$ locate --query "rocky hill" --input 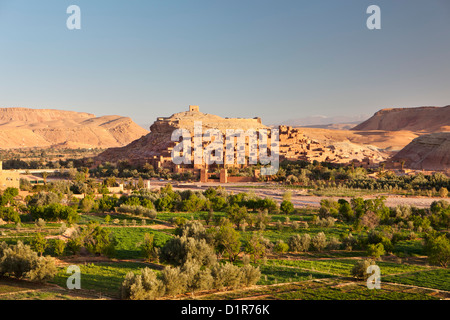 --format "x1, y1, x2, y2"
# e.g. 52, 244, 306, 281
352, 105, 450, 132
0, 108, 148, 149
388, 132, 450, 171
95, 106, 268, 164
